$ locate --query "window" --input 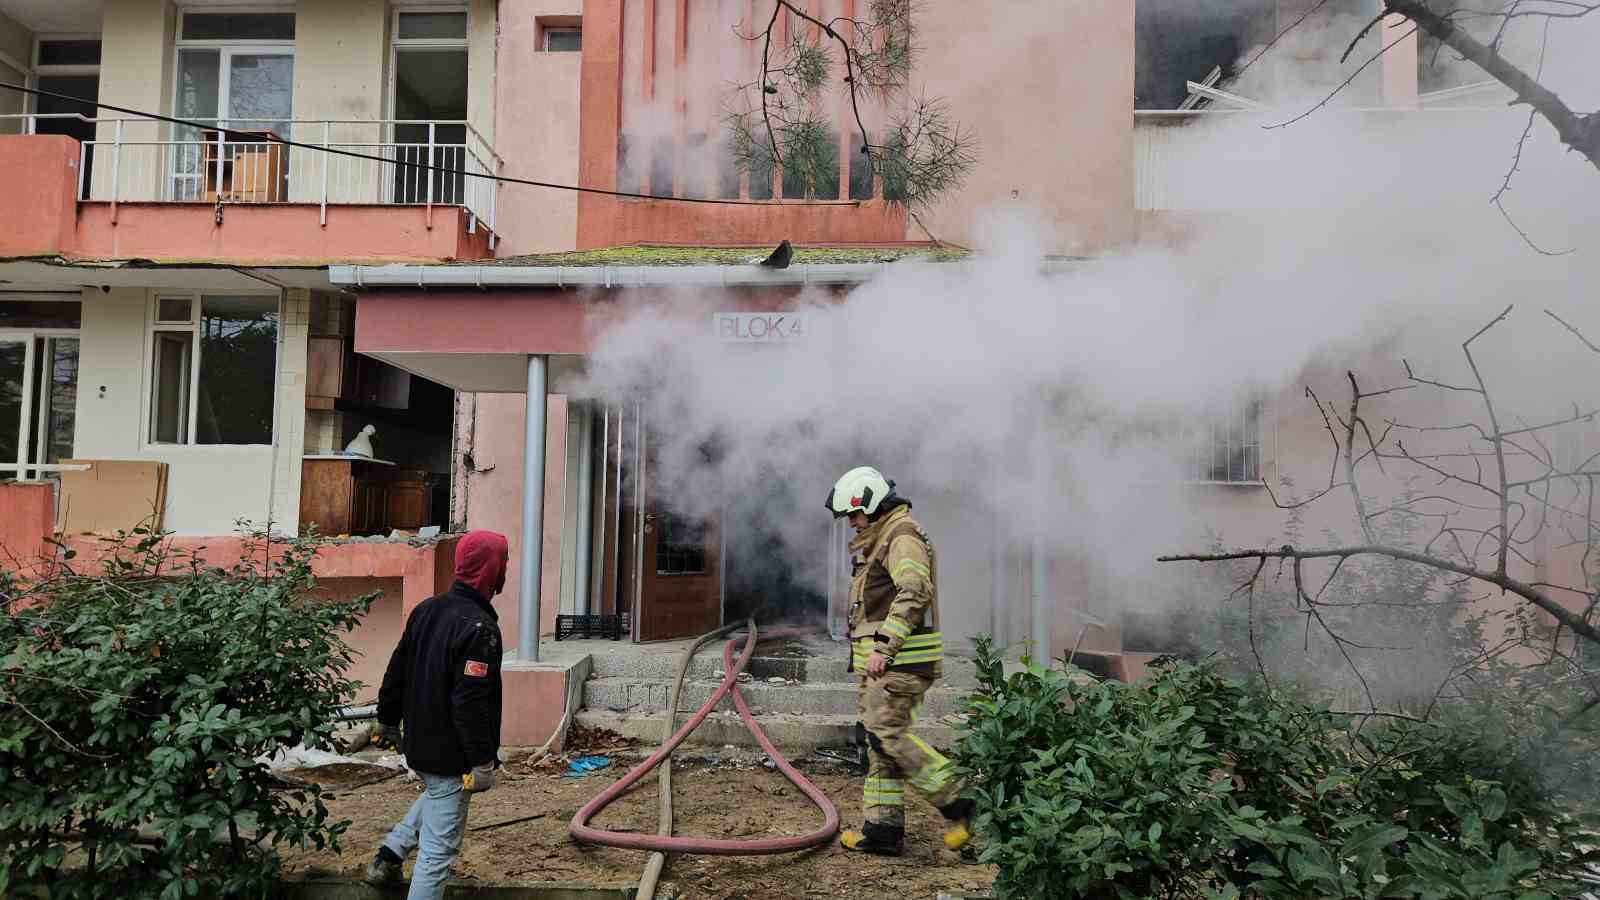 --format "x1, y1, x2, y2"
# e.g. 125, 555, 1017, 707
31, 37, 101, 165
391, 8, 470, 204
171, 14, 295, 200
543, 27, 581, 52
656, 512, 708, 575
180, 13, 296, 42
0, 297, 81, 478
1188, 394, 1264, 483
148, 295, 279, 446
1134, 0, 1274, 109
